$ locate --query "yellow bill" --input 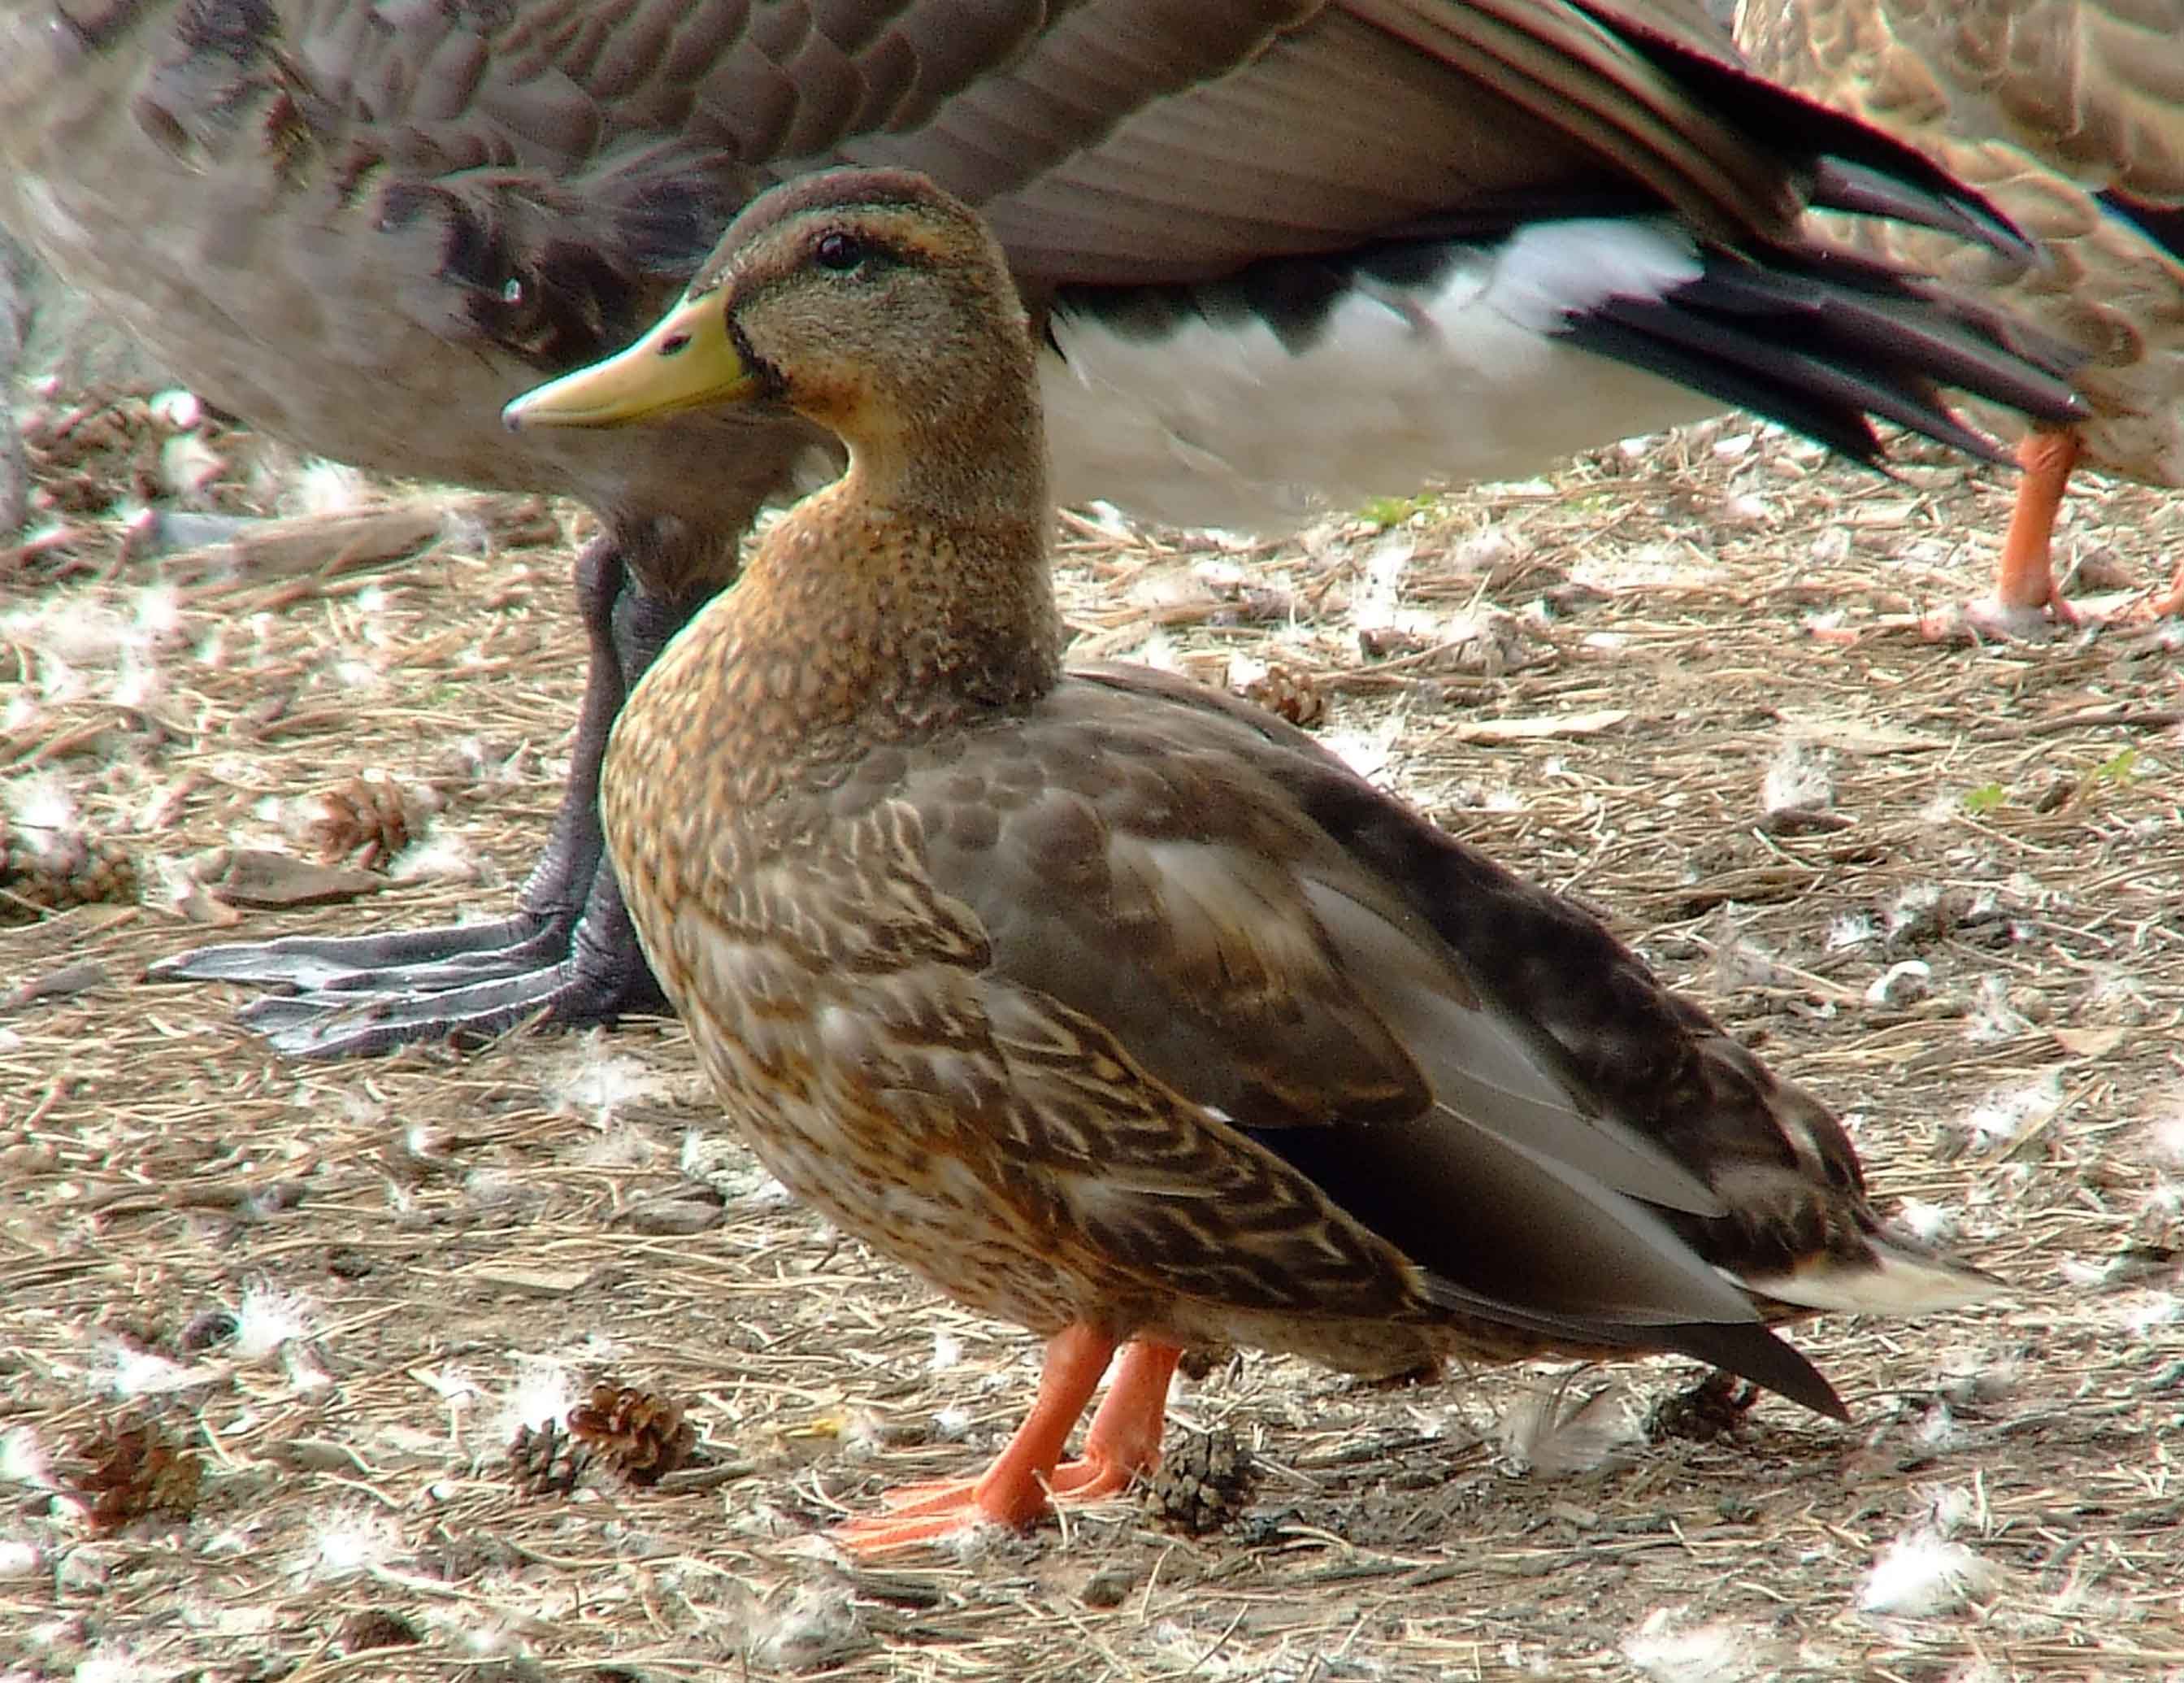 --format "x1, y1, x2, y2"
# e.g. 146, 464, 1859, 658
503, 291, 758, 430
